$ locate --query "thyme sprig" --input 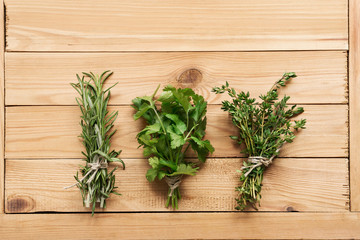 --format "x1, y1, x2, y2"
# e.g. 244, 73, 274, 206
132, 85, 214, 209
212, 72, 306, 210
69, 70, 125, 215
